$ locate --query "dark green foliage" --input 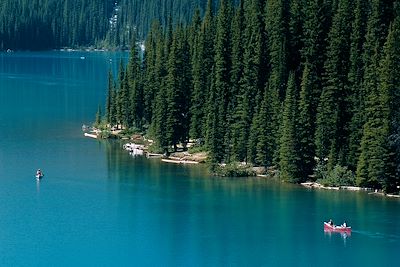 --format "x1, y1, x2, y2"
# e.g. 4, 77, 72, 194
265, 0, 288, 100
95, 105, 102, 126
356, 0, 396, 191
347, 0, 369, 170
301, 0, 329, 114
105, 70, 115, 125
0, 0, 217, 50
356, 46, 389, 189
315, 0, 353, 168
189, 3, 215, 140
234, 0, 265, 162
206, 0, 232, 162
0, 0, 113, 50
213, 162, 256, 177
255, 83, 279, 167
127, 36, 144, 130
373, 6, 400, 191
279, 72, 299, 182
318, 164, 355, 187
297, 65, 316, 180
98, 0, 400, 192
165, 26, 192, 151
288, 0, 304, 74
